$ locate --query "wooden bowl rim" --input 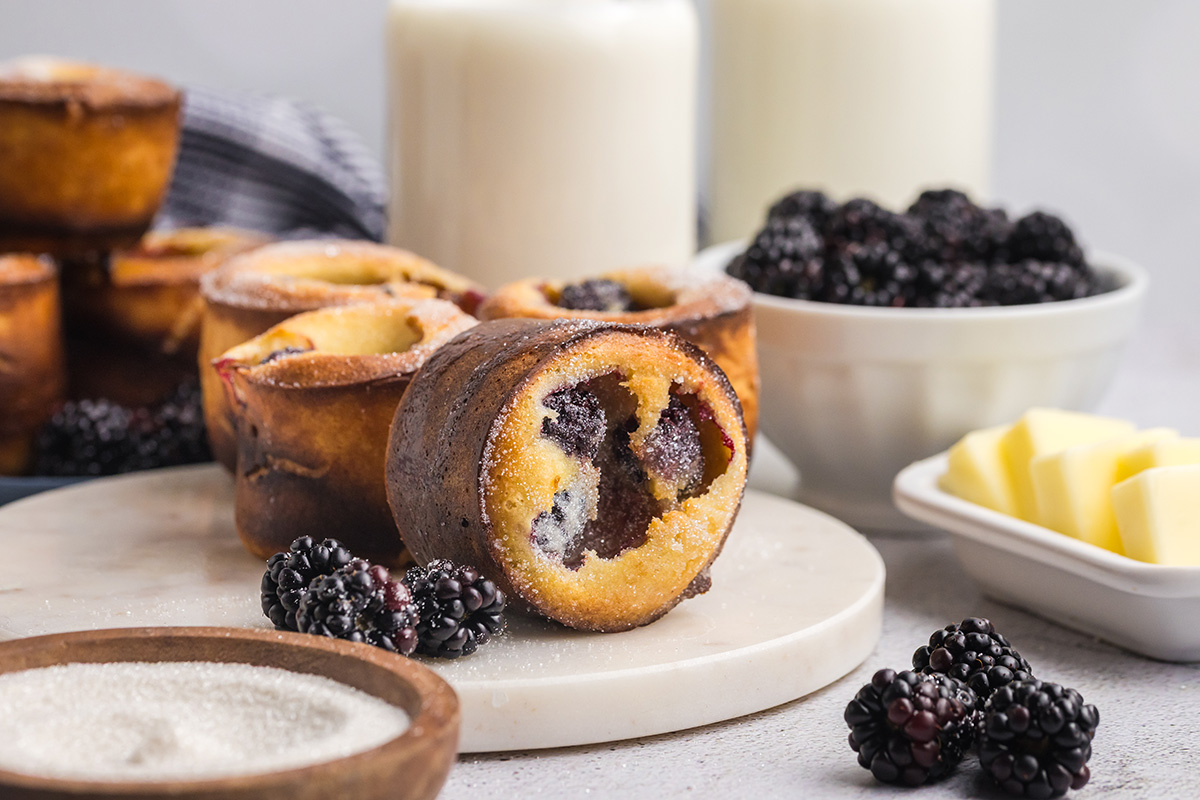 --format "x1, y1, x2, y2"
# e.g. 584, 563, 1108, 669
0, 626, 460, 797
